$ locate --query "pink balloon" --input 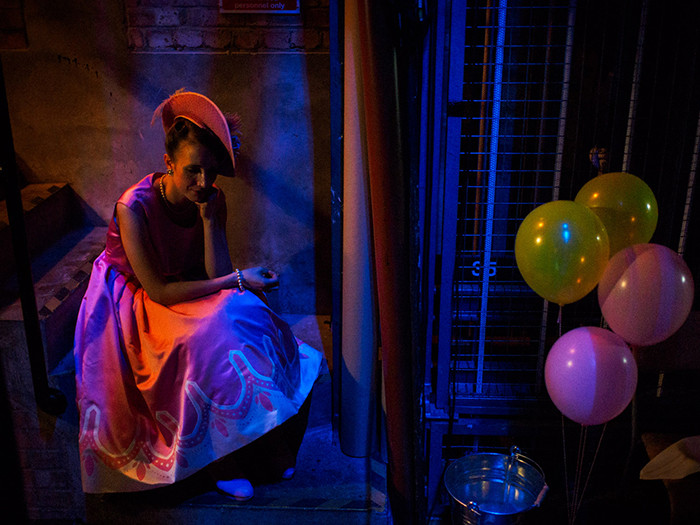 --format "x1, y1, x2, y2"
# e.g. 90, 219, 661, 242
545, 327, 638, 426
598, 243, 695, 346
